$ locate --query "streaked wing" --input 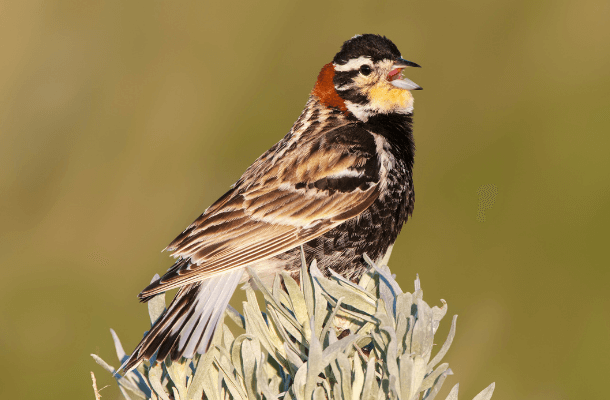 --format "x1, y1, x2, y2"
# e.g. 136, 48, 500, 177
140, 123, 380, 298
